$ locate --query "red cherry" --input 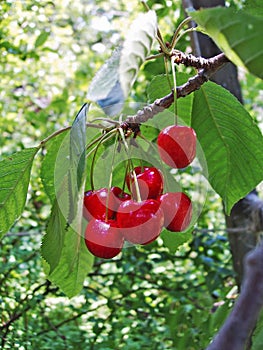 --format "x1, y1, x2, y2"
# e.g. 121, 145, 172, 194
111, 186, 131, 206
157, 192, 192, 232
83, 188, 116, 221
157, 125, 196, 168
116, 199, 164, 245
84, 219, 124, 259
126, 166, 164, 200
83, 187, 131, 221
